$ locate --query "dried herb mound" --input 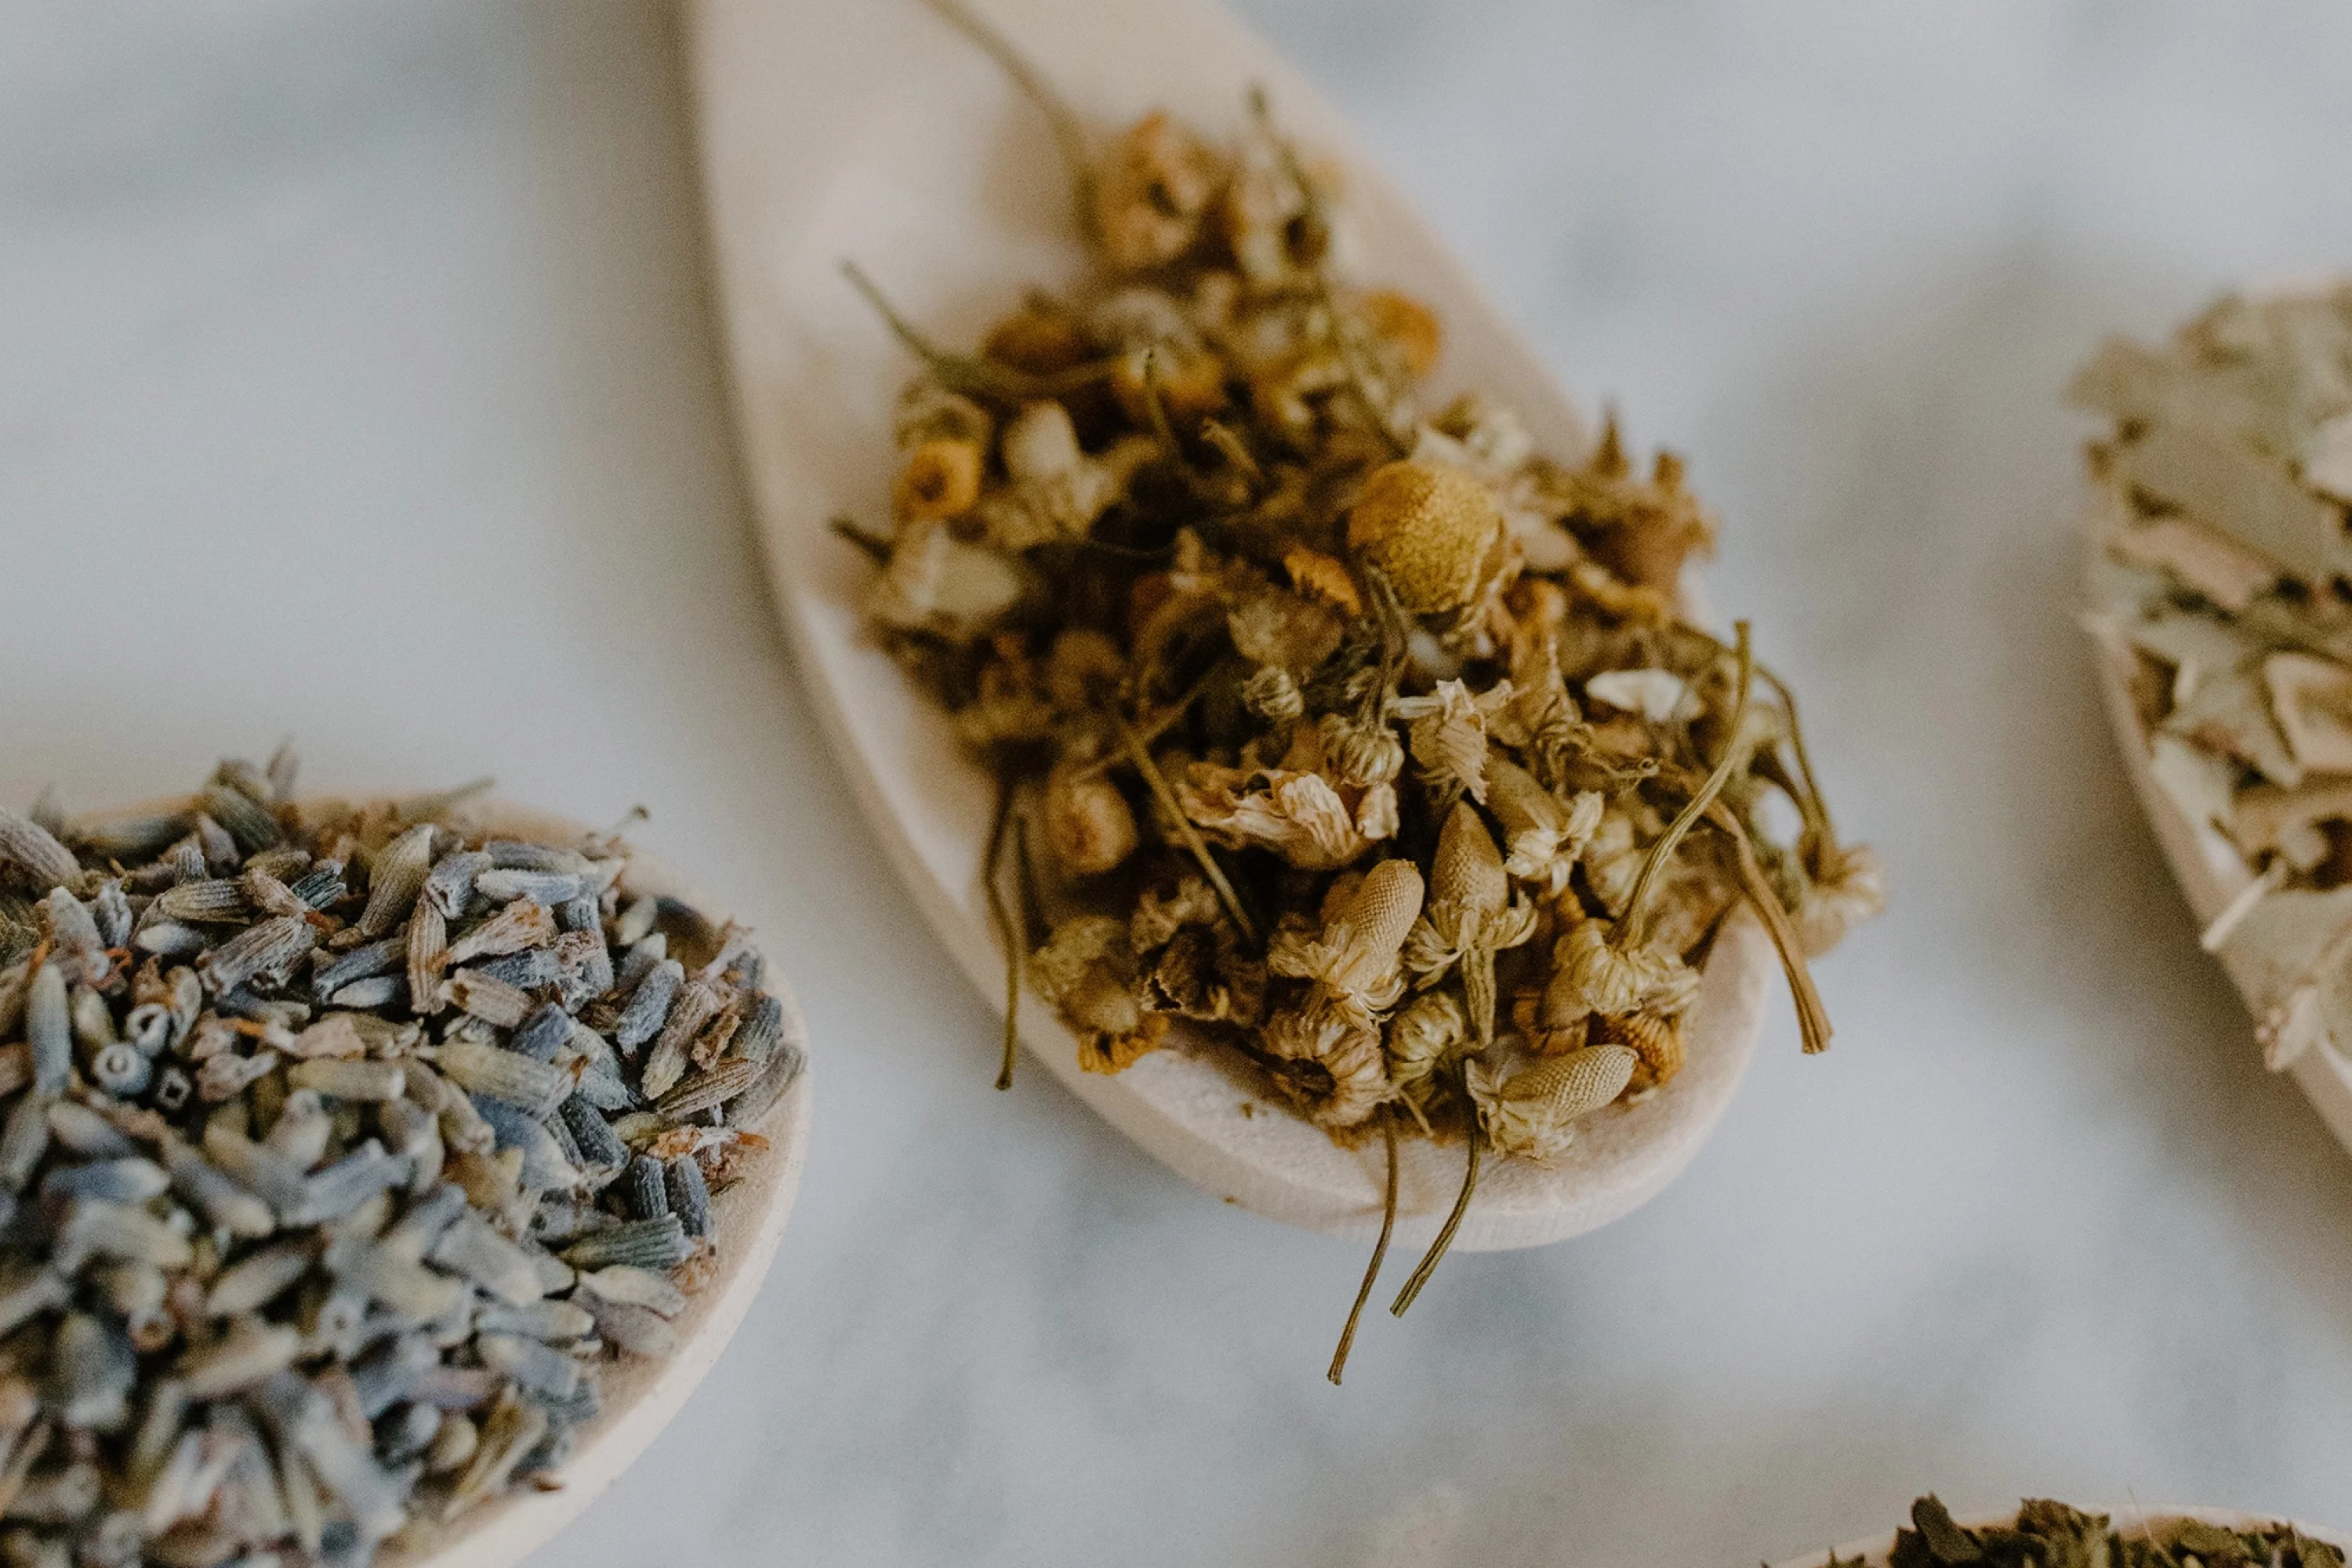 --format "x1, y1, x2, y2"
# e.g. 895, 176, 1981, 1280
0, 750, 804, 1566
2080, 285, 2352, 1074
1871, 1494, 2342, 1568
851, 4, 1880, 1374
